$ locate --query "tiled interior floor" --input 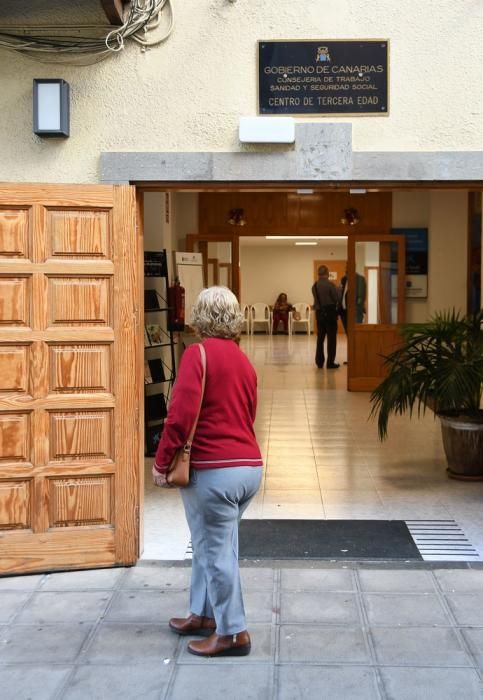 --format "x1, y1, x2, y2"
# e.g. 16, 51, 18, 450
143, 335, 483, 560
